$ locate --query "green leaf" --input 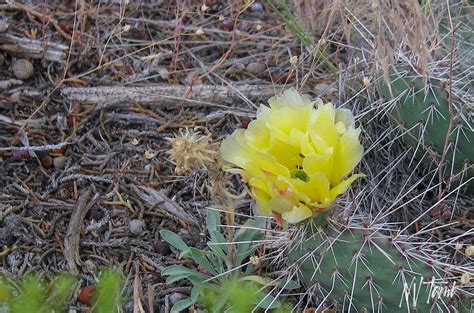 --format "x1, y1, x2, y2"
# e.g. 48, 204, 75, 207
239, 275, 268, 286
278, 279, 300, 290
165, 273, 206, 285
209, 230, 229, 255
160, 230, 190, 252
162, 265, 200, 277
170, 297, 196, 313
206, 209, 220, 234
162, 265, 207, 285
190, 284, 204, 301
234, 218, 265, 266
190, 248, 218, 275
257, 293, 281, 309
